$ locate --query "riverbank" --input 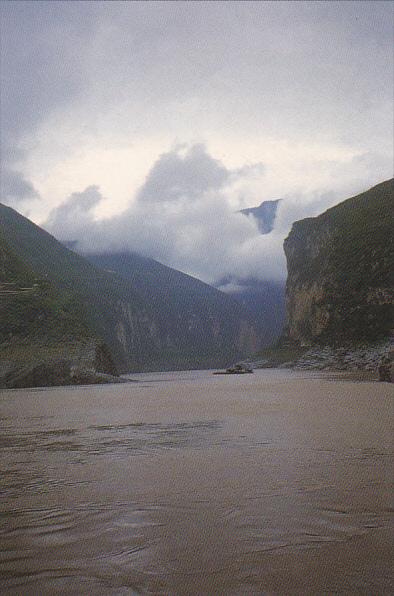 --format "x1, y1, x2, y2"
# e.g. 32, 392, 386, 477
250, 341, 393, 380
0, 339, 123, 388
